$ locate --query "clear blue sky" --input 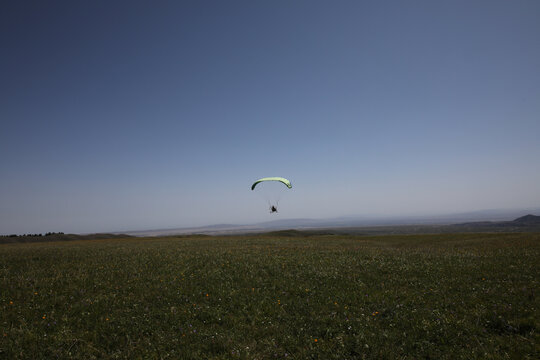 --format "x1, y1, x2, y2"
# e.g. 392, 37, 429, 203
1, 1, 539, 234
